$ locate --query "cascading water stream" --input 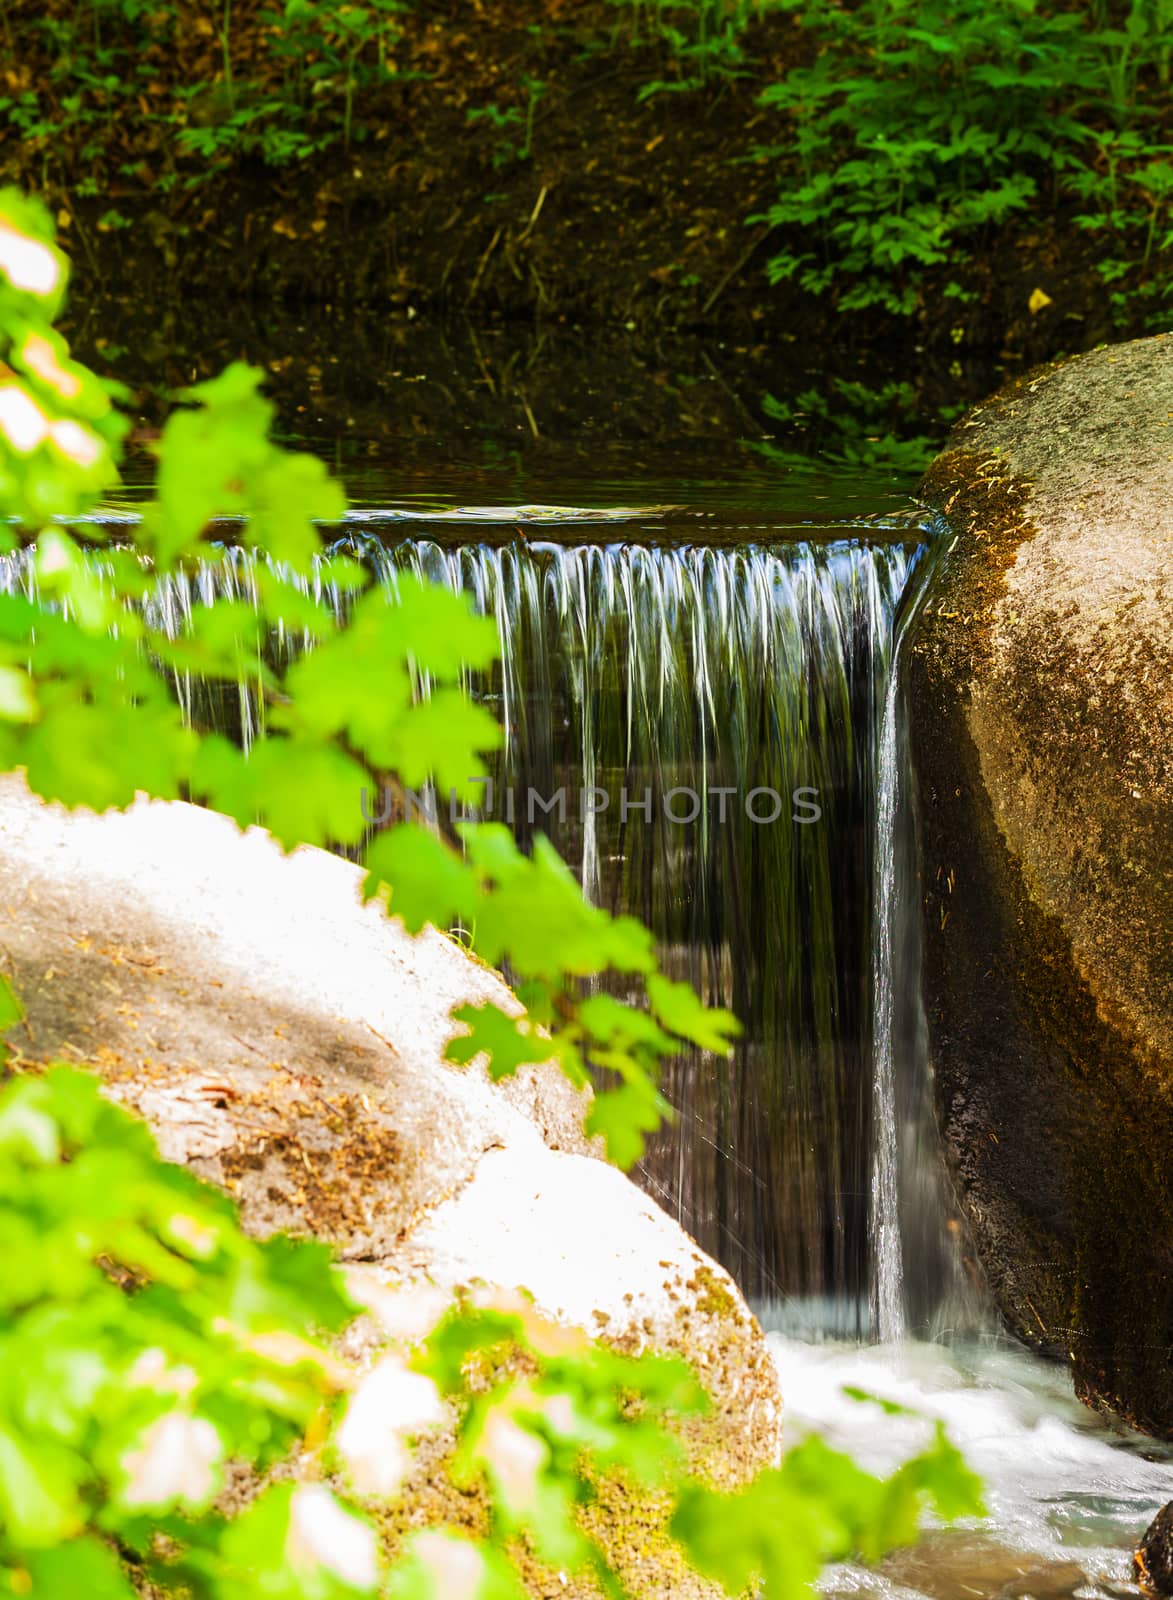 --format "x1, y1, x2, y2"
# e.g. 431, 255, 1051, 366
377, 536, 906, 1324
865, 546, 989, 1349
870, 664, 906, 1346
0, 525, 927, 1329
